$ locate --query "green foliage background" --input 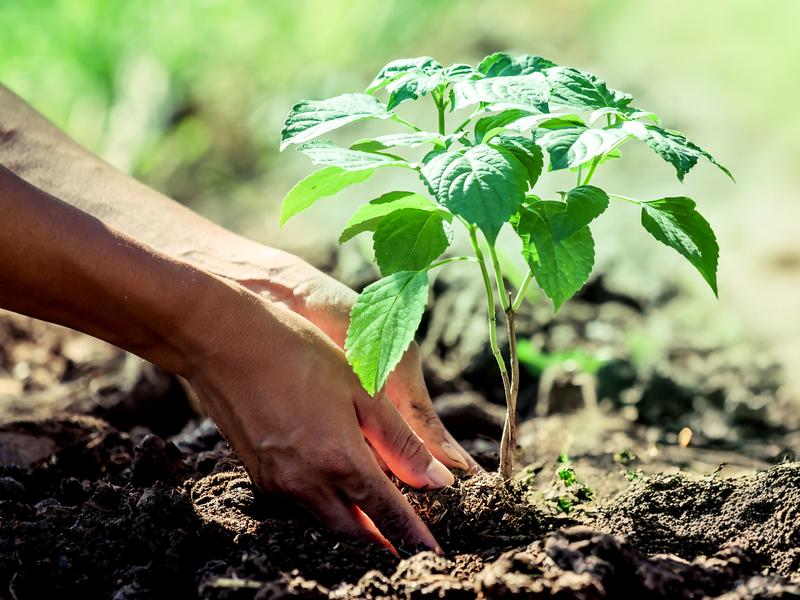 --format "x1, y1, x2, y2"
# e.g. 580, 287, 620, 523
2, 0, 800, 385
